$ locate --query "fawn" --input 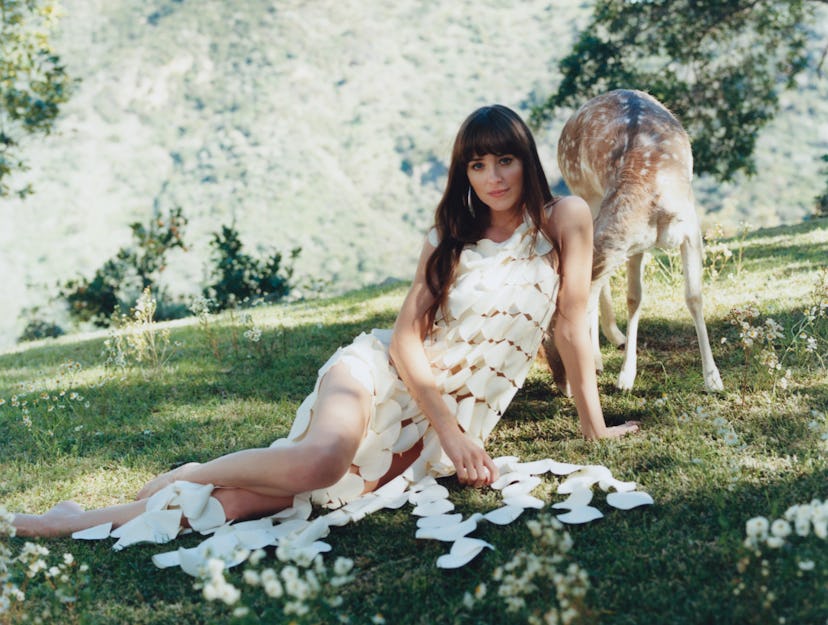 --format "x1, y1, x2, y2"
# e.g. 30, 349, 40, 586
543, 89, 723, 393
